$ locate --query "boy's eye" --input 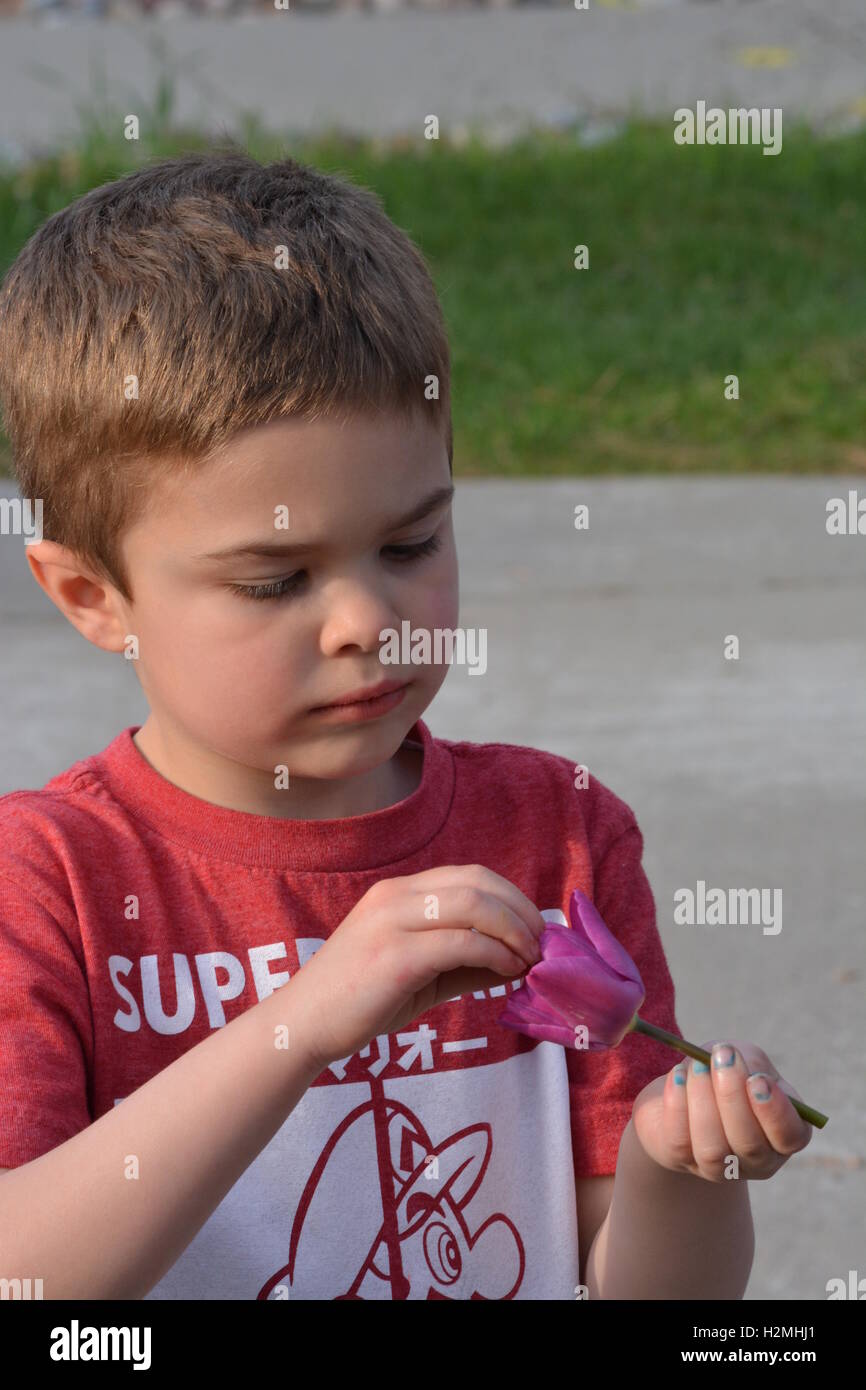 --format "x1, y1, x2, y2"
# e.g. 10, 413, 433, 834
383, 533, 443, 564
227, 574, 307, 602
227, 532, 443, 601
